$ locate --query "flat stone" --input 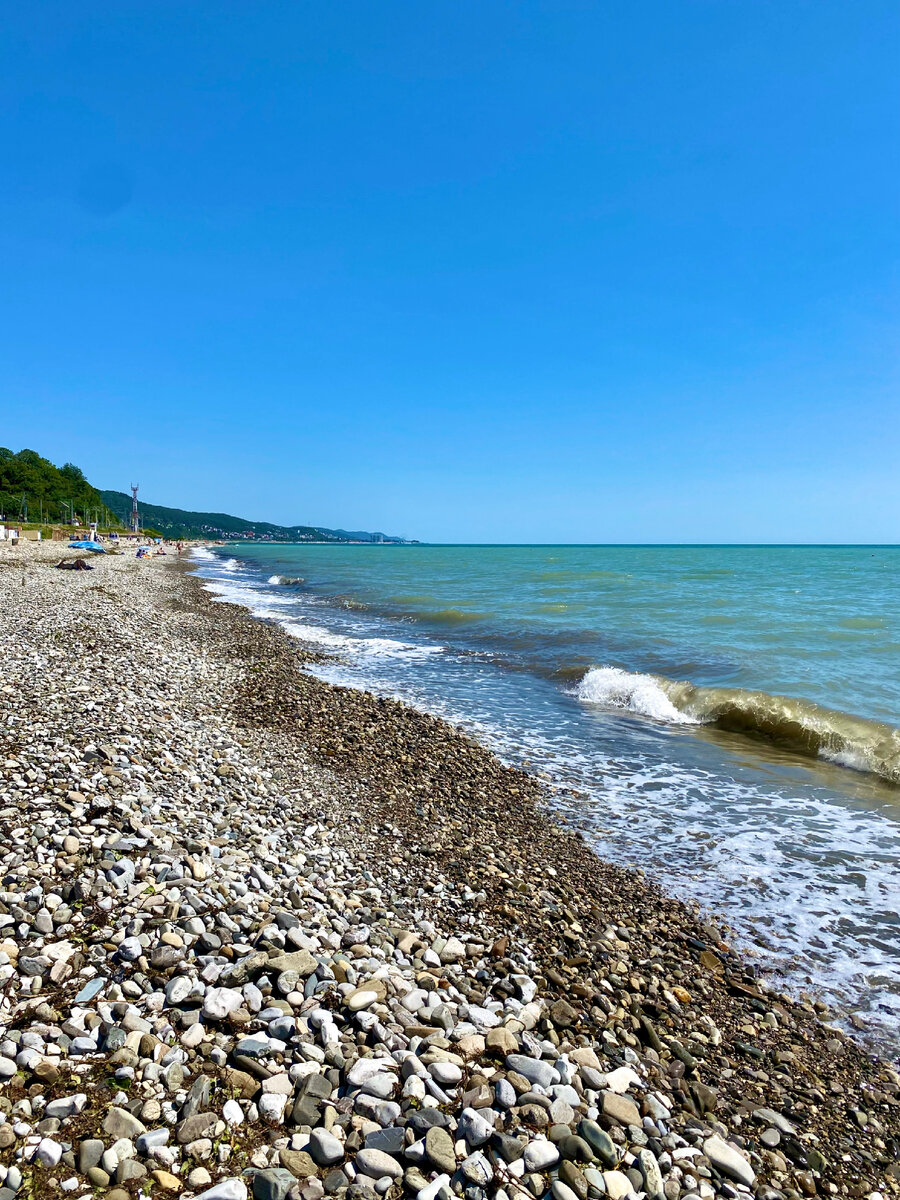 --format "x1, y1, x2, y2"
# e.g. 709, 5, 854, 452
74, 977, 105, 1004
485, 1027, 518, 1056
292, 1095, 323, 1127
202, 987, 244, 1020
223, 1067, 259, 1098
506, 1053, 559, 1089
578, 1120, 618, 1168
35, 1138, 62, 1167
604, 1066, 641, 1094
299, 1073, 334, 1100
637, 1148, 664, 1200
752, 1107, 797, 1135
79, 1139, 105, 1173
346, 1057, 397, 1086
32, 1061, 60, 1084
259, 1092, 289, 1122
550, 1097, 576, 1125
602, 1172, 633, 1200
116, 938, 142, 962
424, 1126, 456, 1174
458, 1106, 493, 1147
601, 1091, 640, 1127
262, 1073, 295, 1096
703, 1134, 755, 1186
118, 1159, 148, 1184
166, 975, 194, 1006
365, 1127, 406, 1154
460, 1151, 492, 1185
346, 987, 382, 1012
357, 1072, 395, 1099
177, 1111, 218, 1143
102, 1107, 146, 1140
428, 1061, 462, 1086
406, 1109, 451, 1134
151, 1170, 181, 1191
559, 1160, 590, 1200
323, 1168, 348, 1194
559, 1134, 594, 1164
252, 1168, 297, 1200
223, 1100, 244, 1127
267, 950, 317, 976
136, 1128, 170, 1154
310, 1128, 344, 1166
550, 999, 578, 1026
582, 1170, 606, 1196
279, 1150, 318, 1179
45, 1094, 86, 1120
355, 1148, 403, 1179
493, 1134, 525, 1164
195, 1180, 249, 1200
183, 1074, 213, 1118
